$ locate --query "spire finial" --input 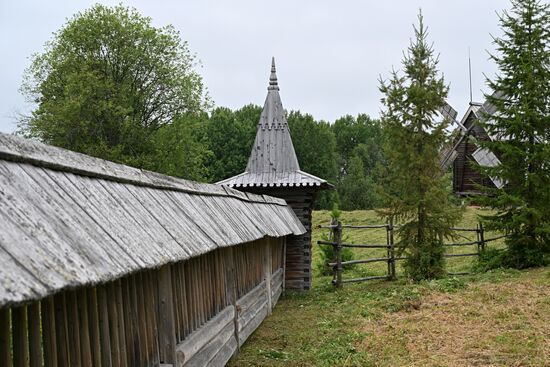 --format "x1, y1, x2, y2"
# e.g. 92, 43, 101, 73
268, 57, 279, 91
